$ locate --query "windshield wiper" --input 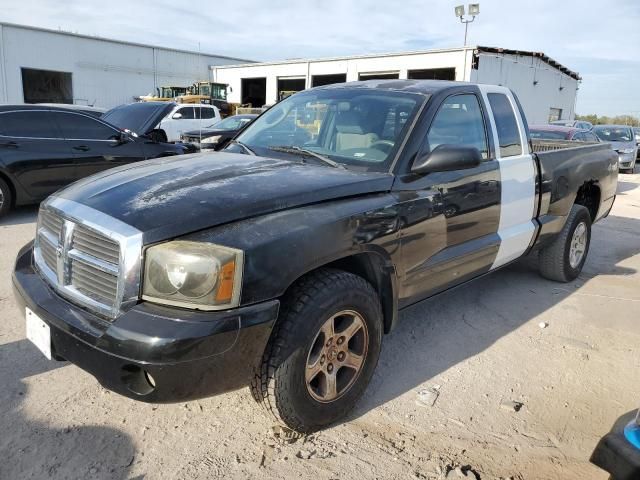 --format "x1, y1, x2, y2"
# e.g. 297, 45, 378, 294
268, 145, 344, 169
230, 140, 256, 156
